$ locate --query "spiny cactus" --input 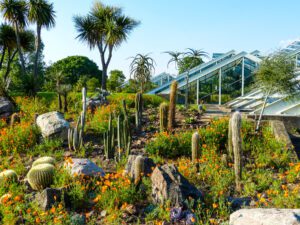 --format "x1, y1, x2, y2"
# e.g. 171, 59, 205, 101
159, 102, 168, 132
81, 87, 87, 131
231, 111, 242, 192
32, 157, 56, 167
0, 170, 18, 183
192, 132, 200, 162
228, 116, 233, 159
135, 93, 143, 130
104, 113, 115, 159
168, 81, 178, 130
10, 113, 20, 128
68, 116, 83, 152
27, 163, 55, 191
134, 155, 144, 186
121, 100, 131, 157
